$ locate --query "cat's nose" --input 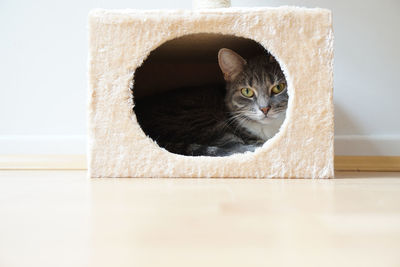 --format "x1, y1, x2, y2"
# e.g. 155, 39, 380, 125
260, 106, 271, 115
